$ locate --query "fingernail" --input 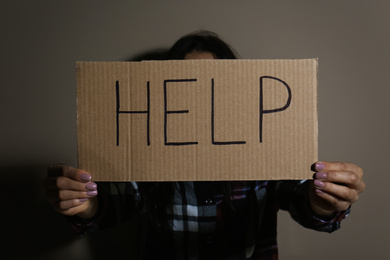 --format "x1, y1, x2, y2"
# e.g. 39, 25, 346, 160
316, 172, 327, 179
87, 190, 98, 196
315, 162, 325, 171
85, 182, 97, 191
79, 198, 88, 202
314, 179, 325, 188
315, 189, 324, 194
81, 174, 91, 182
